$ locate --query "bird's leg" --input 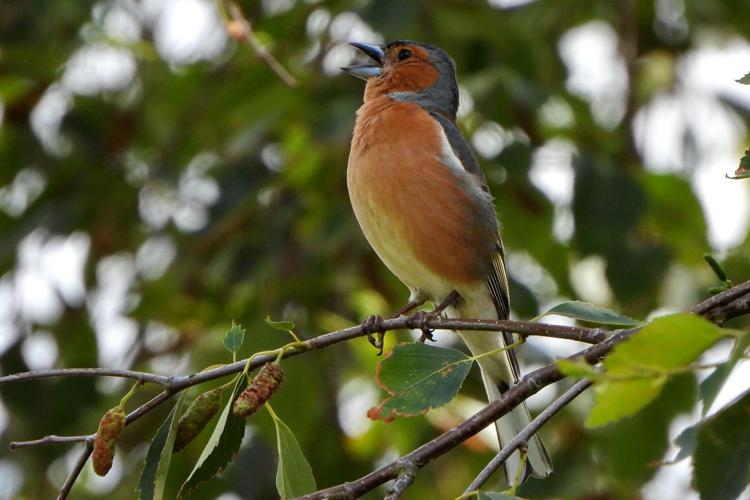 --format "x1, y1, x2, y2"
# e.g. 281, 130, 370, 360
361, 314, 386, 354
361, 297, 427, 355
410, 290, 460, 343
